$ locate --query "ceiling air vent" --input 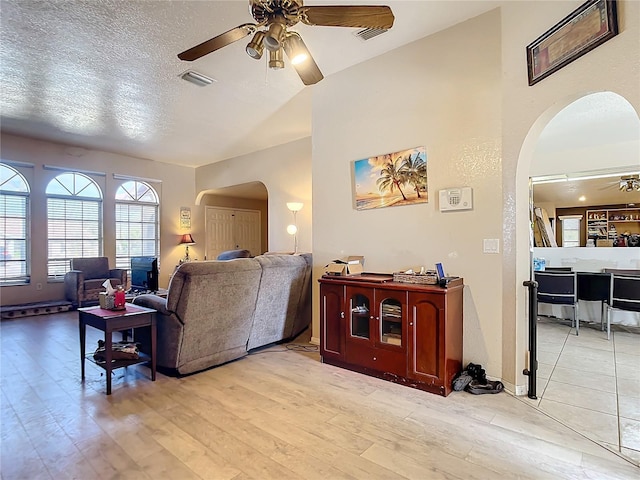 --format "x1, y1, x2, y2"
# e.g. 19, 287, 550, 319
353, 27, 388, 41
179, 70, 216, 87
